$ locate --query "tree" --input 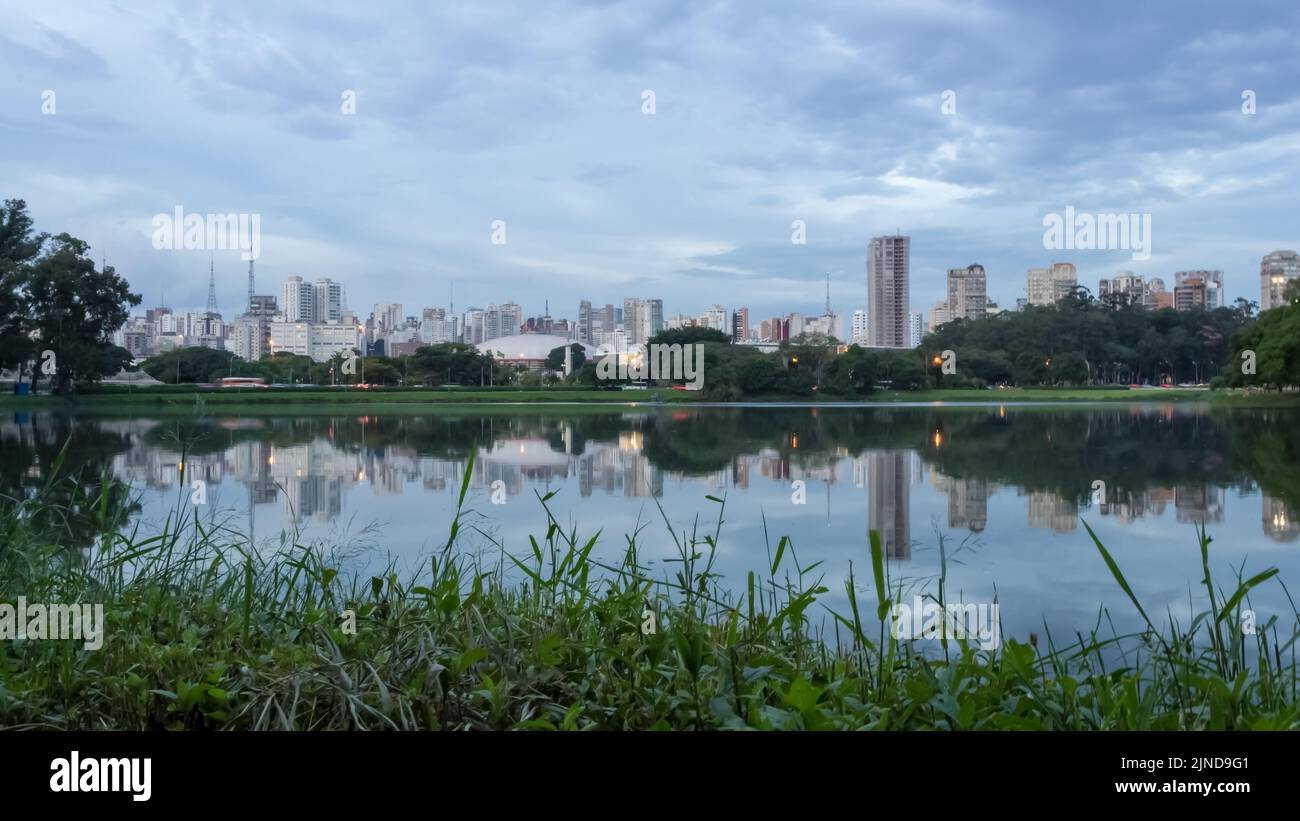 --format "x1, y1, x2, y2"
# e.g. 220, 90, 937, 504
545, 343, 586, 373
649, 326, 730, 346
0, 199, 47, 379
142, 346, 241, 384
405, 343, 504, 387
26, 234, 140, 395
